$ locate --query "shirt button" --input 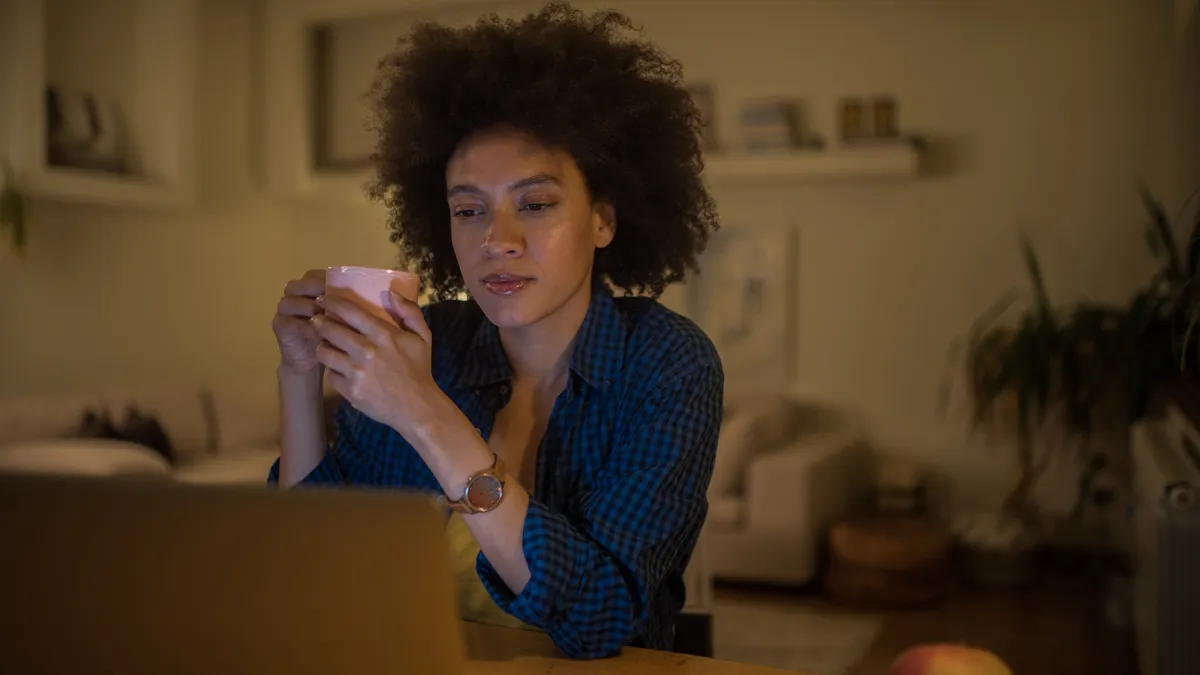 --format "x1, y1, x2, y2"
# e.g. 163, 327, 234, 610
499, 384, 511, 397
